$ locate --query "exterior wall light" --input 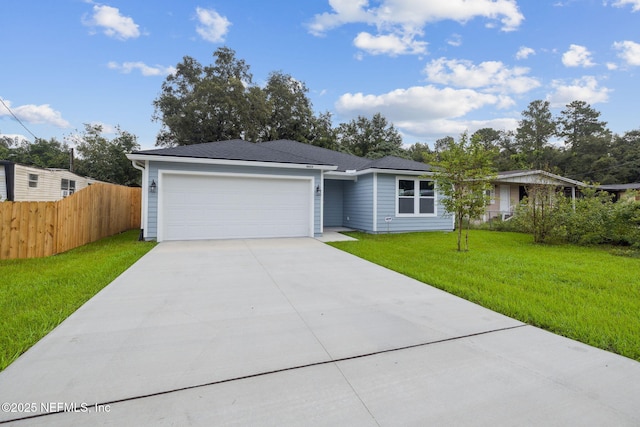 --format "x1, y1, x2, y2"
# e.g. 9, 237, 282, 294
315, 184, 322, 196
150, 179, 157, 194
